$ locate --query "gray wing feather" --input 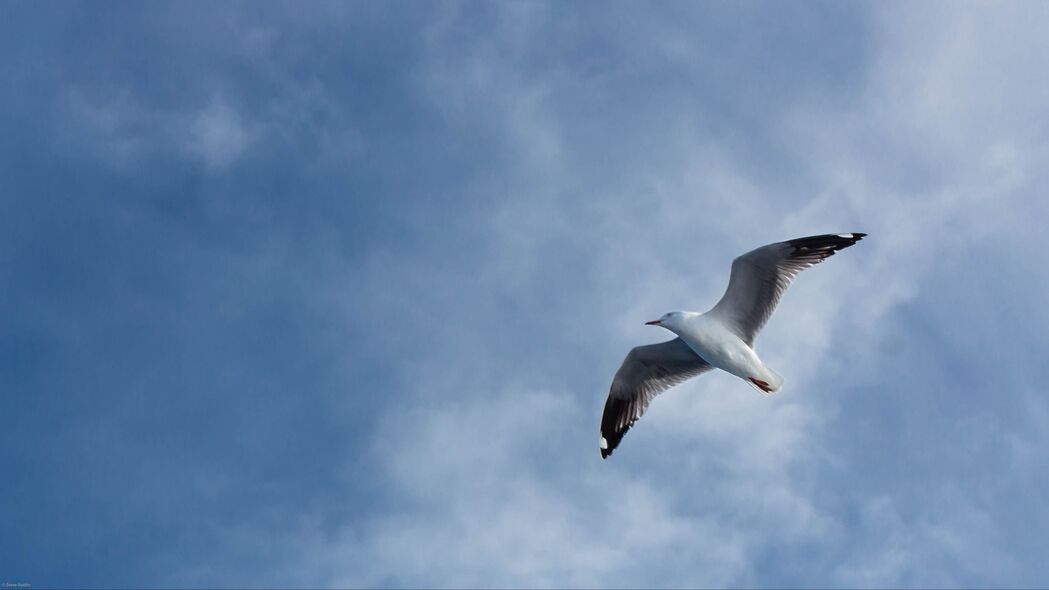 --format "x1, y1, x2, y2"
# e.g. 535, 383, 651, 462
707, 233, 866, 345
599, 338, 712, 459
